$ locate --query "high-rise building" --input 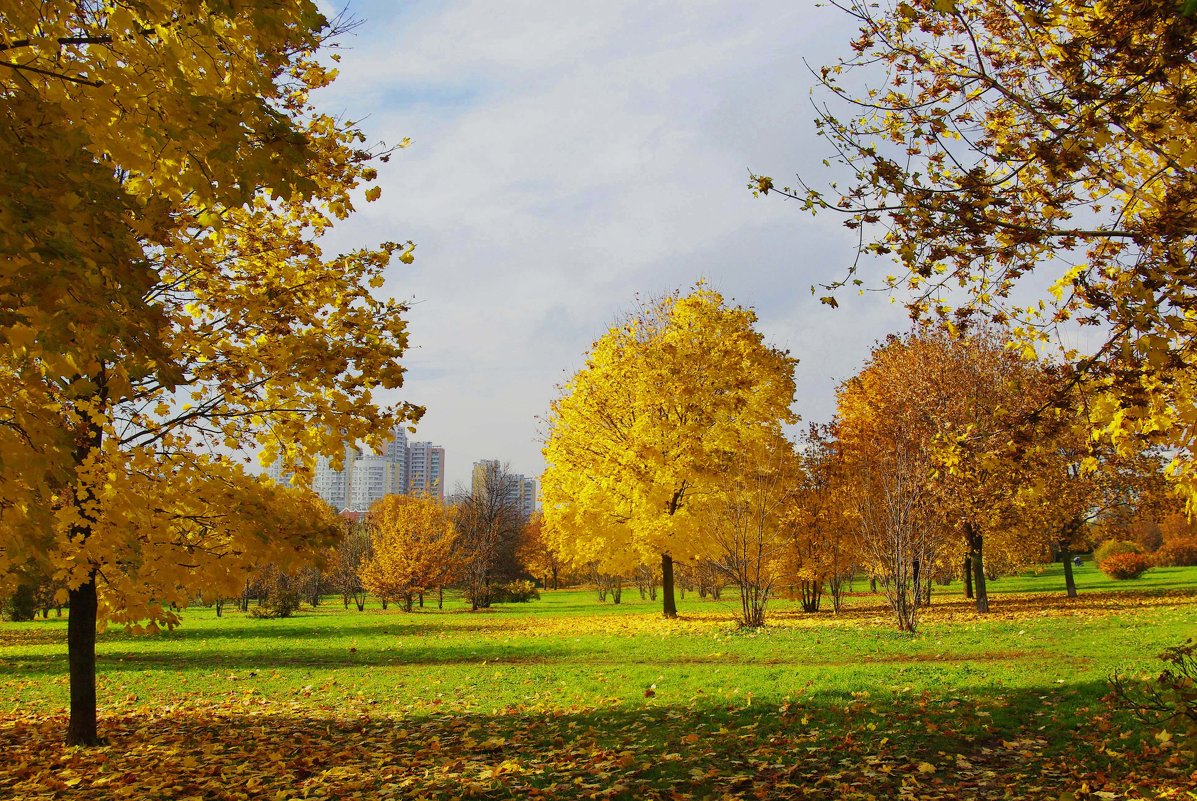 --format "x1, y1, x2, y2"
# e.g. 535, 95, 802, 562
471, 459, 500, 498
264, 426, 441, 510
313, 445, 358, 510
471, 459, 538, 519
519, 476, 538, 519
408, 441, 446, 501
